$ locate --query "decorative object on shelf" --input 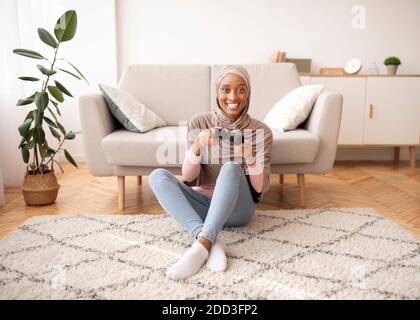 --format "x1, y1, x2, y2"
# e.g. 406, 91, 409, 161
285, 58, 312, 73
272, 51, 286, 63
367, 63, 380, 75
320, 68, 345, 75
384, 56, 401, 75
344, 58, 362, 74
12, 10, 88, 206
